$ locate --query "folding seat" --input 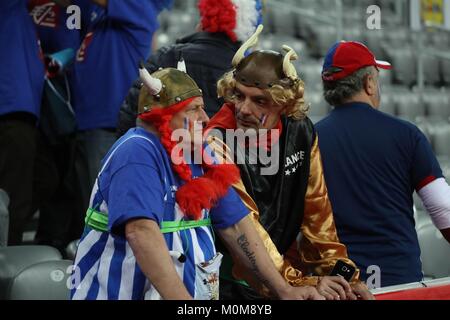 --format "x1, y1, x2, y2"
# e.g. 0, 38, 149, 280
384, 47, 417, 86
394, 92, 424, 121
423, 90, 450, 121
65, 239, 80, 261
413, 192, 425, 212
299, 62, 323, 89
0, 245, 62, 299
343, 27, 366, 43
415, 119, 432, 142
422, 54, 441, 86
167, 11, 198, 38
306, 92, 330, 119
414, 210, 431, 231
7, 260, 73, 300
157, 10, 170, 32
308, 25, 337, 58
385, 27, 411, 45
441, 58, 450, 85
430, 30, 450, 50
431, 124, 450, 157
365, 31, 387, 61
270, 4, 297, 37
378, 91, 396, 115
379, 68, 393, 87
417, 222, 450, 279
